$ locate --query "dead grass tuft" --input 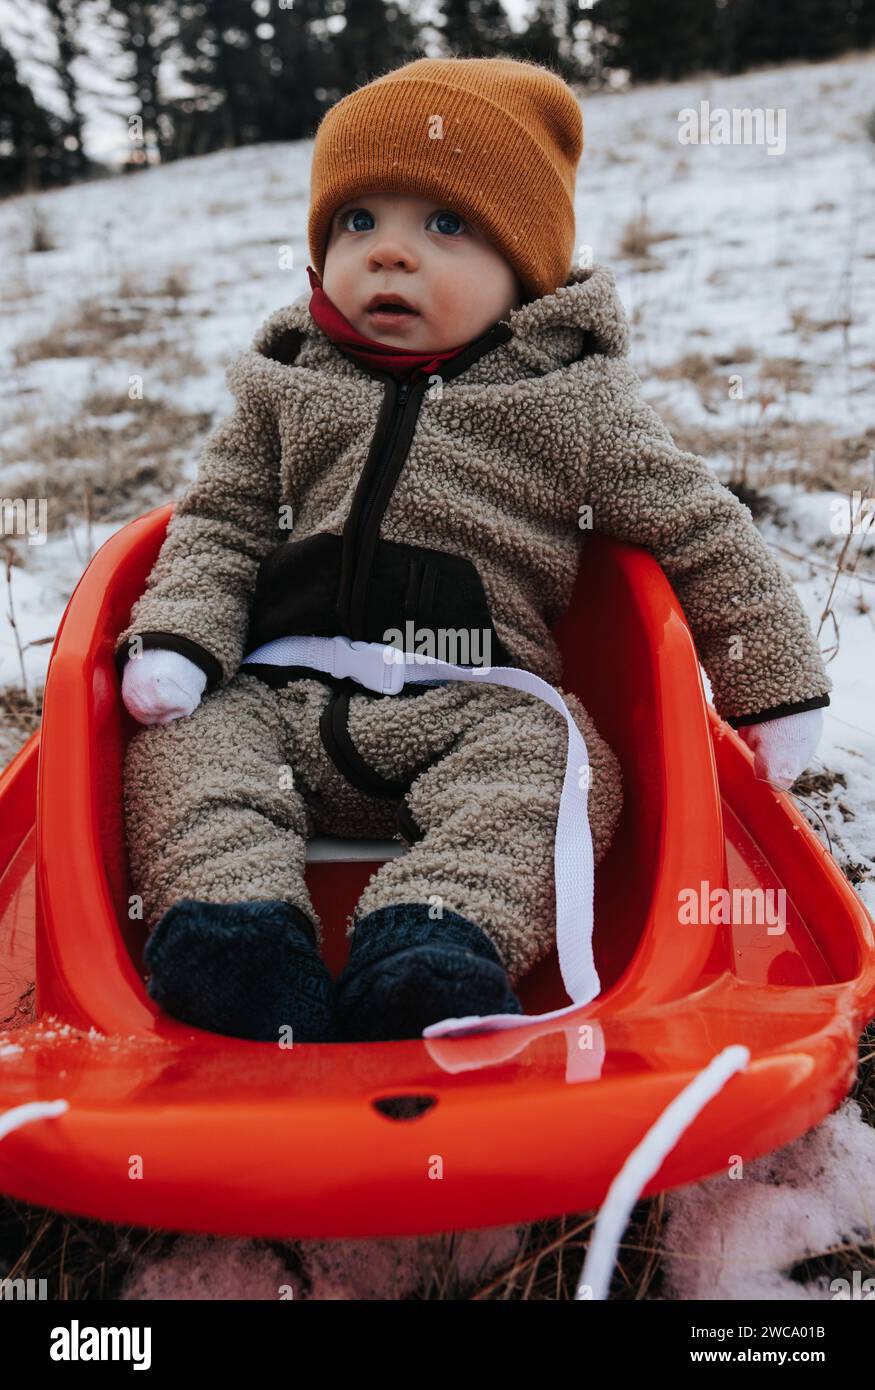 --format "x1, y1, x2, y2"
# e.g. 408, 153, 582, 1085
617, 211, 681, 265
0, 1198, 178, 1300
13, 268, 196, 367
656, 399, 875, 496
758, 356, 814, 395
4, 398, 214, 533
790, 307, 854, 338
0, 684, 42, 769
464, 1197, 668, 1300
